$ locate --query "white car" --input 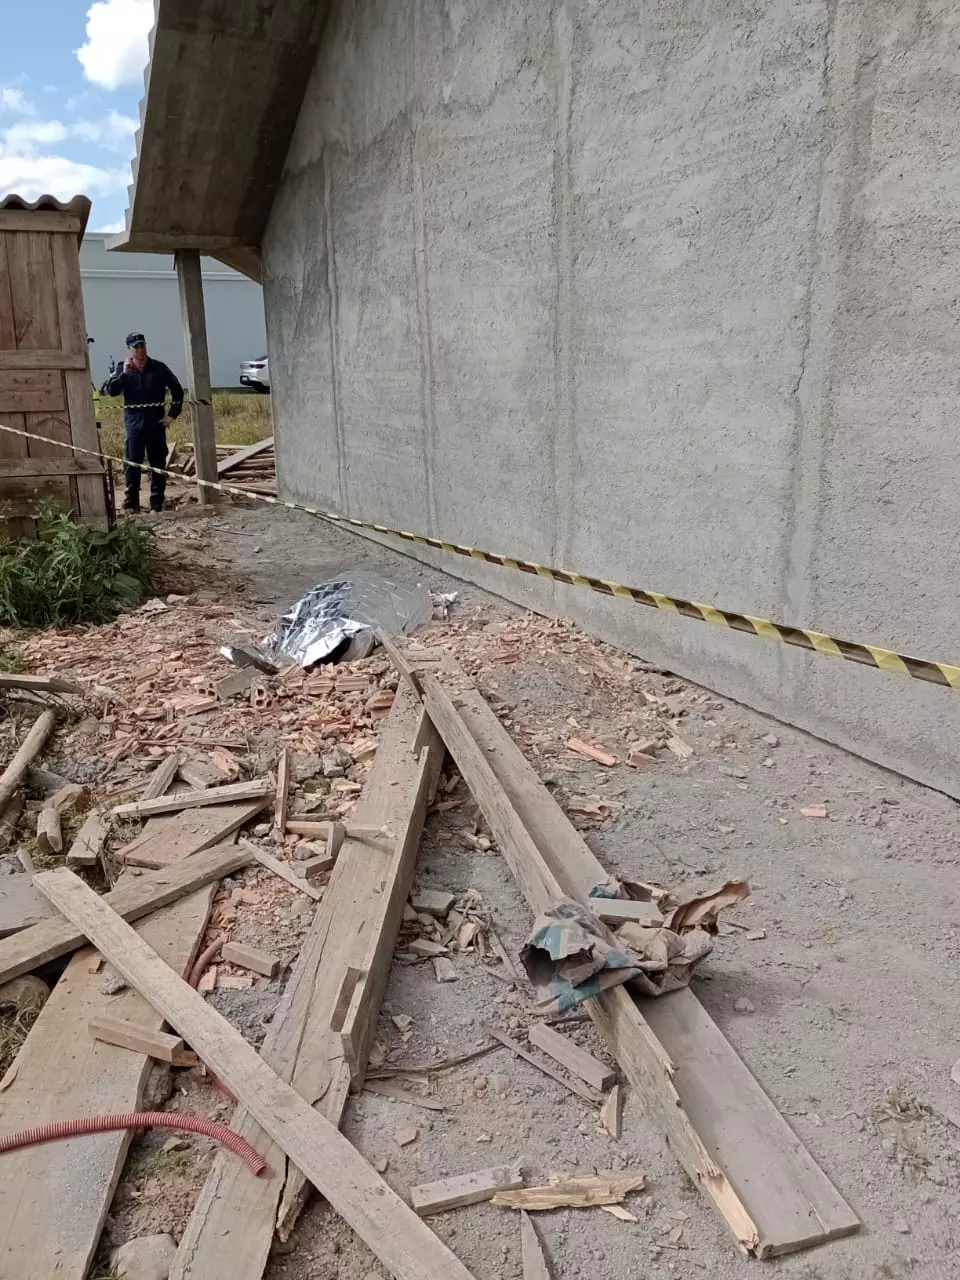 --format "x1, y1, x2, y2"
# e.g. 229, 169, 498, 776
240, 356, 270, 392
